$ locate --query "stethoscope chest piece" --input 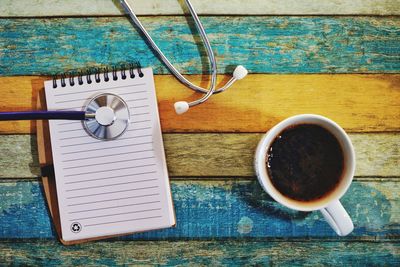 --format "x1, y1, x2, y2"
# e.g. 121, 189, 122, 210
83, 93, 130, 140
